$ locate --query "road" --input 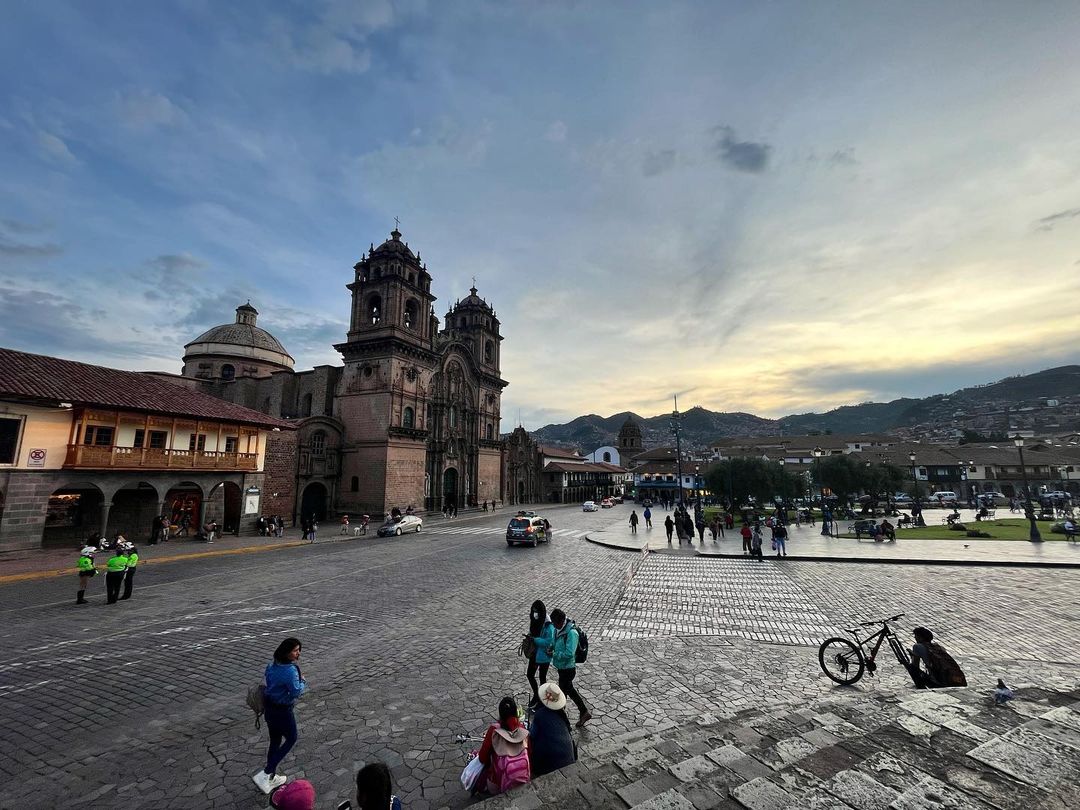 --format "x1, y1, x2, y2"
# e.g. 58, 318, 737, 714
2, 502, 1078, 809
